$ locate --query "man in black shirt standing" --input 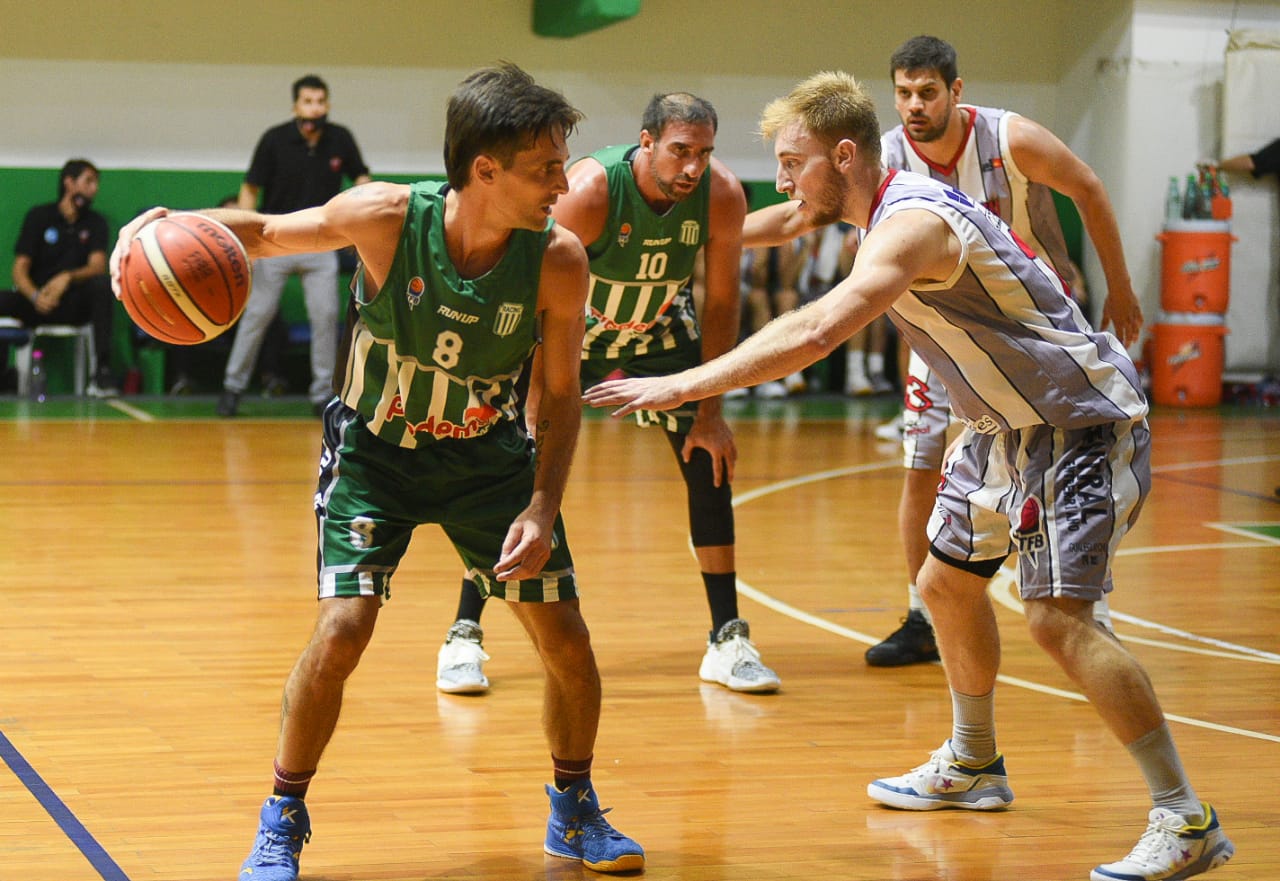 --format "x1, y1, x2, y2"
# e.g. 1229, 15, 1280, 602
218, 74, 370, 417
1, 158, 117, 395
